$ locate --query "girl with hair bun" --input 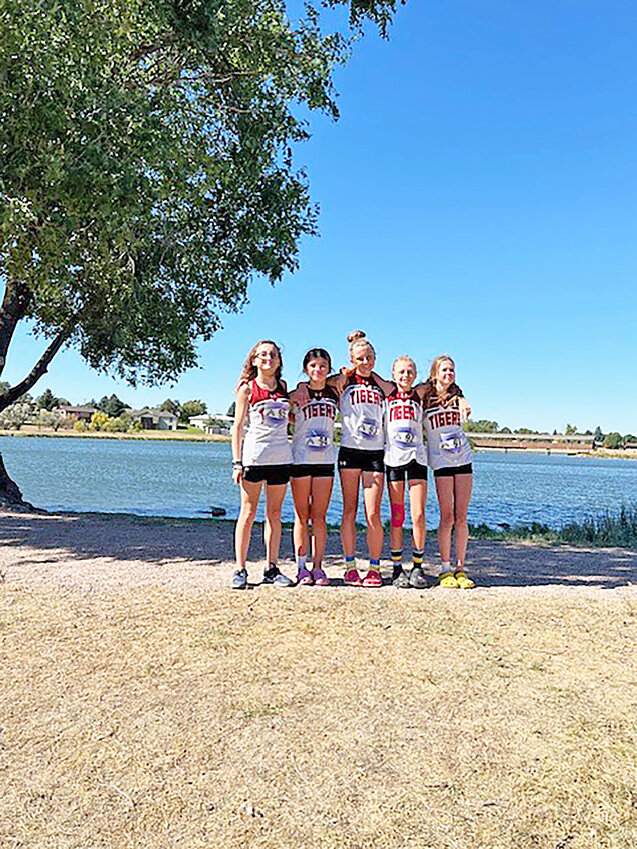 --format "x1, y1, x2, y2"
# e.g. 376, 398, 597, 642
230, 340, 295, 590
288, 348, 338, 586
336, 330, 390, 587
383, 355, 430, 589
421, 355, 475, 589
